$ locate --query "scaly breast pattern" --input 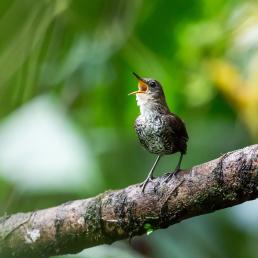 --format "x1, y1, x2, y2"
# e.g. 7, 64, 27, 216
135, 114, 175, 155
